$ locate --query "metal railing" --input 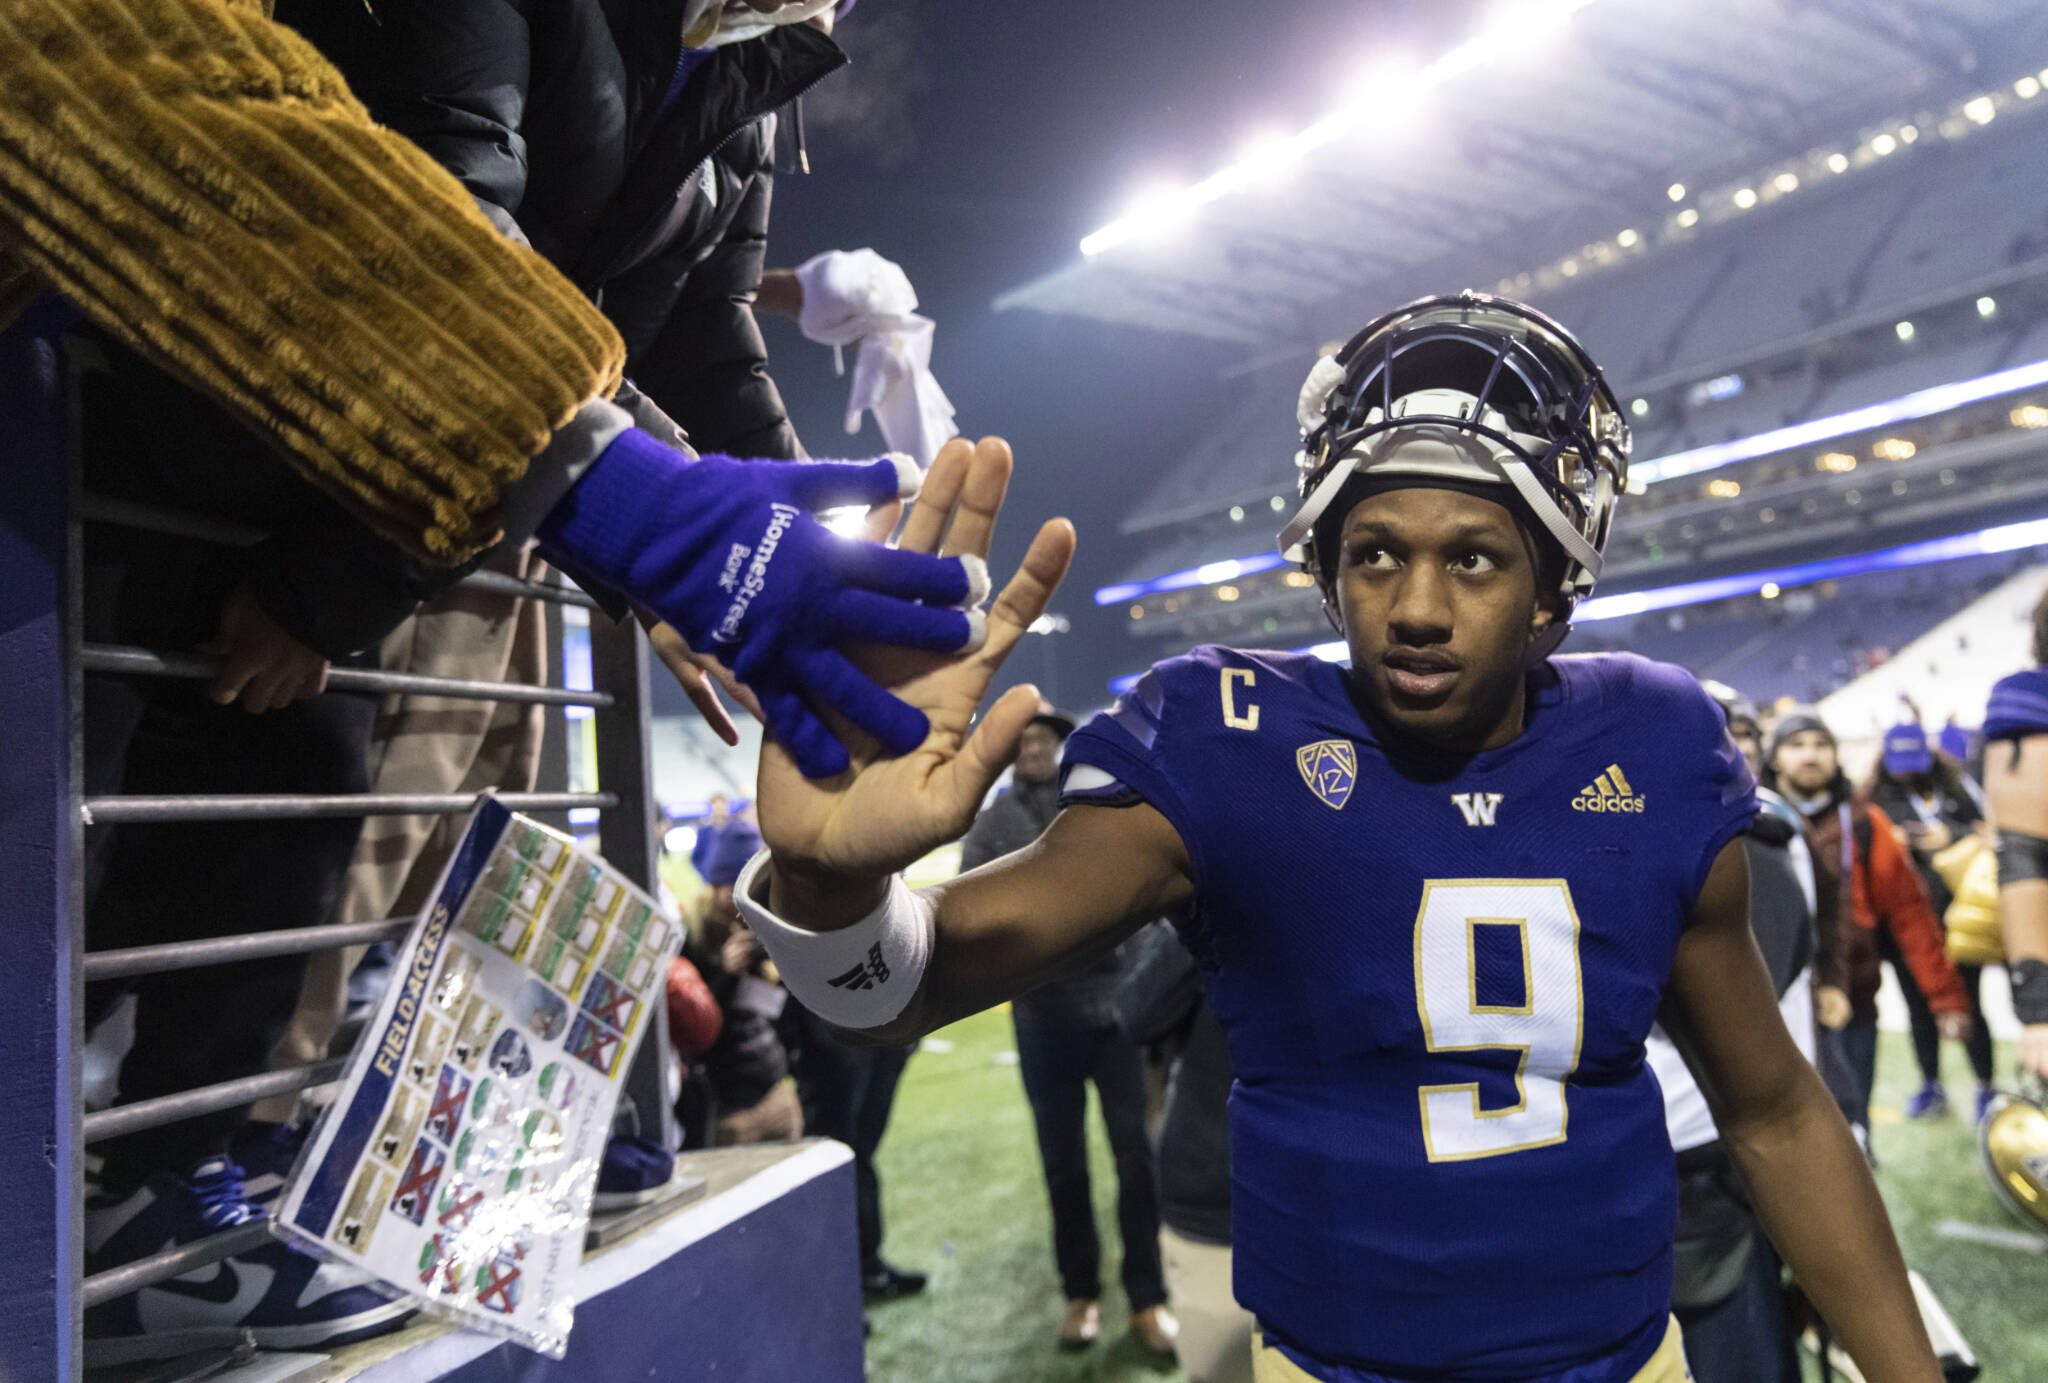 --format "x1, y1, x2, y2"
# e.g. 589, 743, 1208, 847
75, 492, 602, 610
80, 644, 618, 709
16, 355, 678, 1360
